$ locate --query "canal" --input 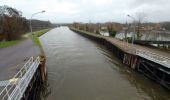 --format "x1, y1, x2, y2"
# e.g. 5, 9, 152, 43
39, 27, 170, 100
